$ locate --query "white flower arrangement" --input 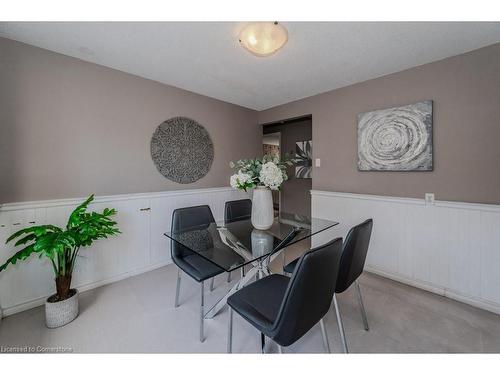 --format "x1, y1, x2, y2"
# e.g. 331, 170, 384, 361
230, 171, 253, 190
259, 162, 284, 190
229, 155, 293, 191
